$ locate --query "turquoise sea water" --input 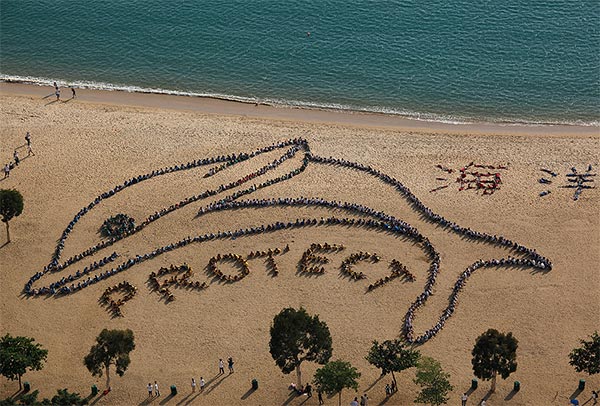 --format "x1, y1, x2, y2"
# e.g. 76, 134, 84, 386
1, 0, 599, 125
